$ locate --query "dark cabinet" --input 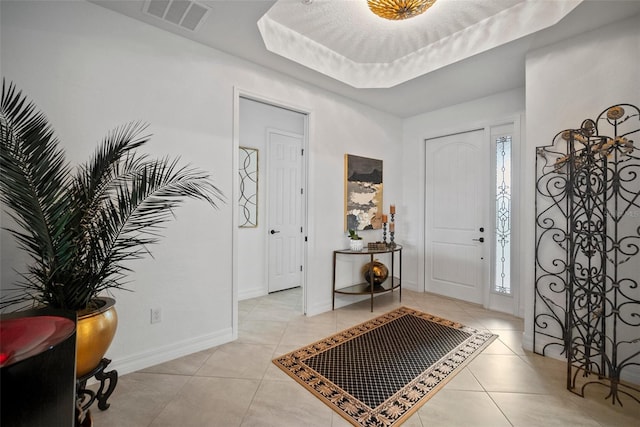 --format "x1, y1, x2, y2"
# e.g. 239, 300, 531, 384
1, 308, 77, 427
